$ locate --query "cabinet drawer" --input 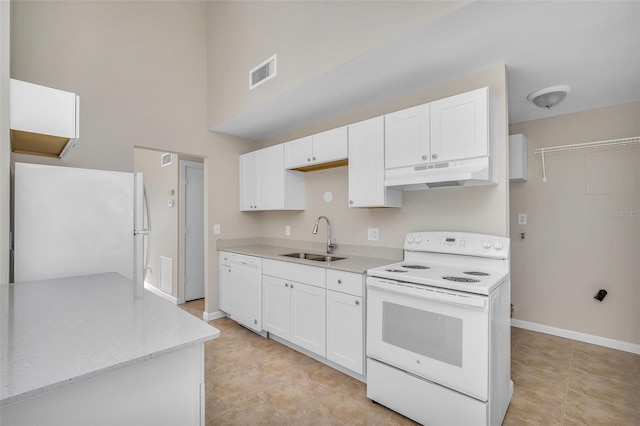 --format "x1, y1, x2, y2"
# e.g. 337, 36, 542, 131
326, 269, 363, 297
263, 259, 326, 288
